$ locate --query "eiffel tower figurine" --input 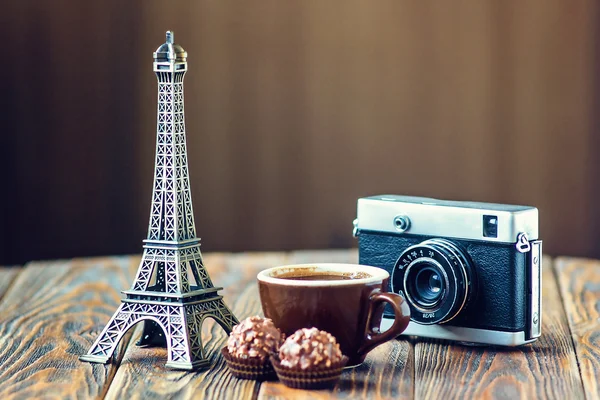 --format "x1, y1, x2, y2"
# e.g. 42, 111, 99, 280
80, 31, 238, 370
